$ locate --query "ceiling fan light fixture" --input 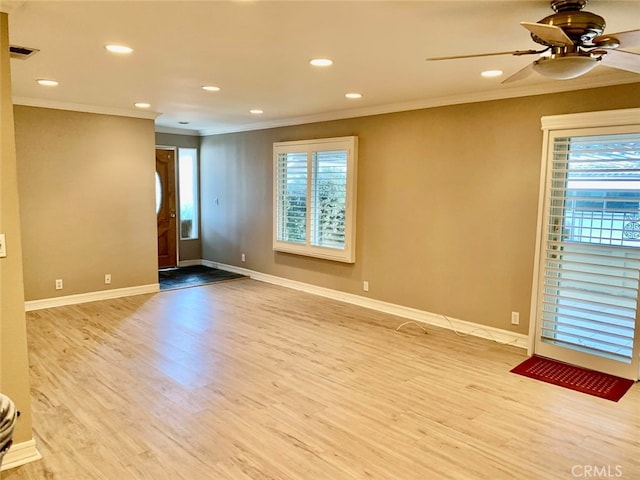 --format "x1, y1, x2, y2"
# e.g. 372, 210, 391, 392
532, 54, 598, 79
